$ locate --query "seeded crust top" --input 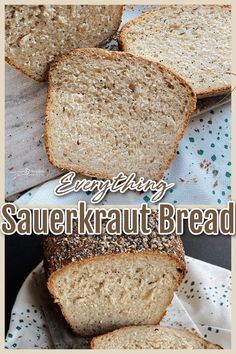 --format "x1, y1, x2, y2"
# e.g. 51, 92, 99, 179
43, 211, 185, 277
